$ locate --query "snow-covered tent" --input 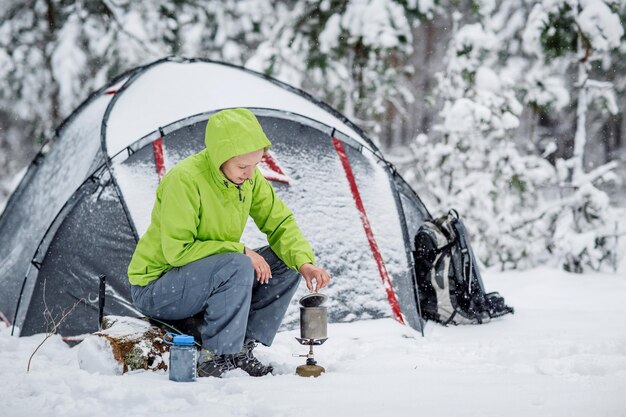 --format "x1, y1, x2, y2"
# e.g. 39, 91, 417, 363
0, 57, 431, 338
